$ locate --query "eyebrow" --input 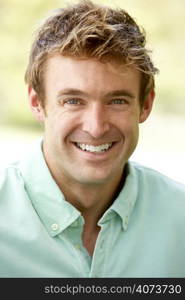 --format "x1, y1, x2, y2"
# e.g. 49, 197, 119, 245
105, 90, 135, 99
57, 89, 88, 99
57, 88, 135, 100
